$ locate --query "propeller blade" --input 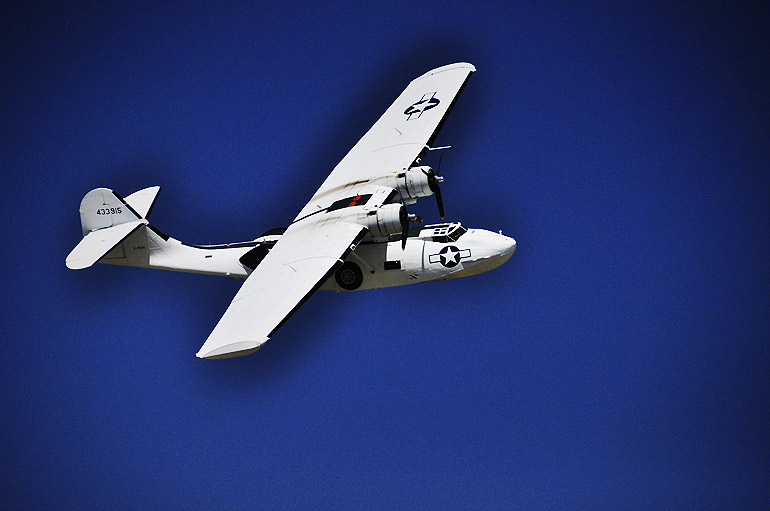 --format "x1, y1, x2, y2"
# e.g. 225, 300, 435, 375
435, 184, 445, 219
423, 166, 446, 220
400, 205, 409, 250
436, 153, 446, 218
